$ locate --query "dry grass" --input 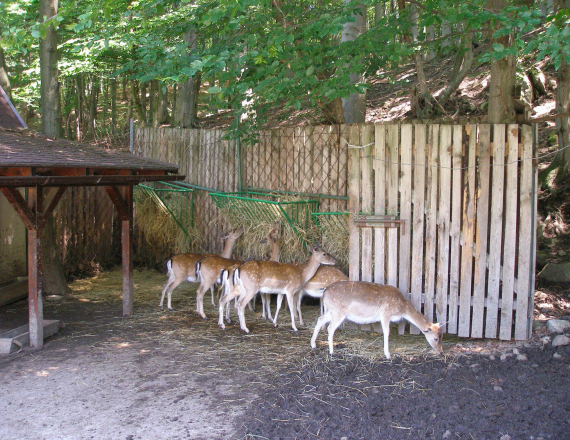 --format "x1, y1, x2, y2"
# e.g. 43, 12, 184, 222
66, 269, 457, 370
